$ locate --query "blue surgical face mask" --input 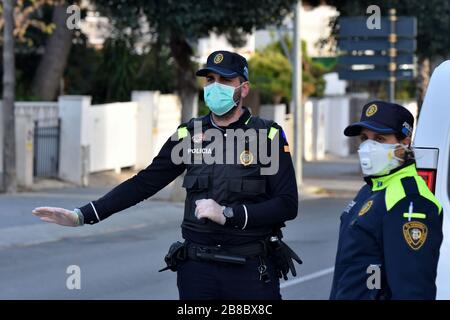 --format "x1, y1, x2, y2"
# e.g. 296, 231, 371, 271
203, 82, 245, 116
